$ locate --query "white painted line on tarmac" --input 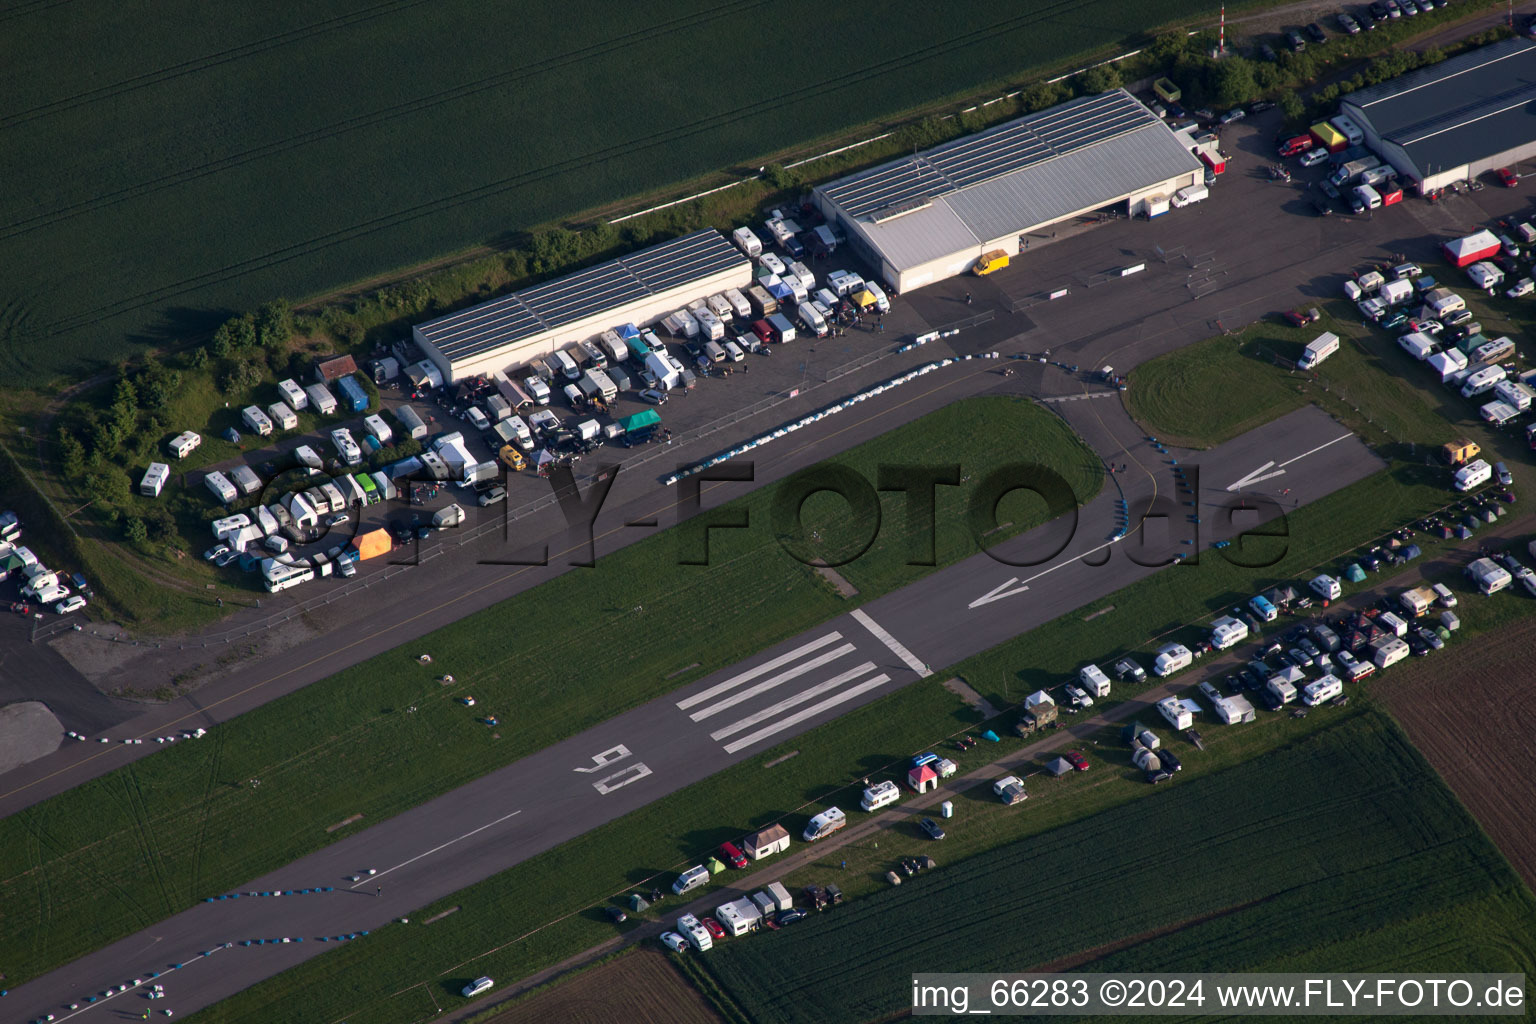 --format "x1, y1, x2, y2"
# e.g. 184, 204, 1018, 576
675, 631, 843, 710
1278, 431, 1355, 468
722, 675, 892, 754
689, 644, 858, 721
850, 608, 930, 676
968, 534, 1124, 610
353, 808, 522, 887
1226, 460, 1282, 492
710, 663, 879, 741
